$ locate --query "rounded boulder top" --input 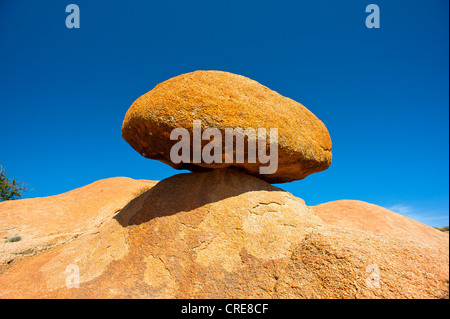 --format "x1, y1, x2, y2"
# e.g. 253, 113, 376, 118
122, 70, 332, 183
